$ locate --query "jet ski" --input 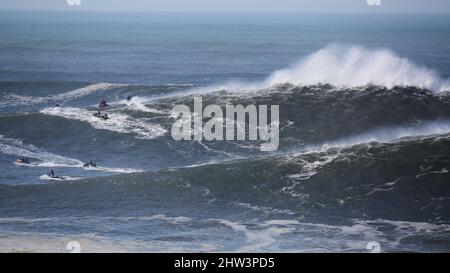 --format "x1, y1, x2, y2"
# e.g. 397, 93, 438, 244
15, 158, 30, 164
47, 174, 66, 180
93, 111, 109, 120
83, 161, 97, 168
45, 169, 66, 180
